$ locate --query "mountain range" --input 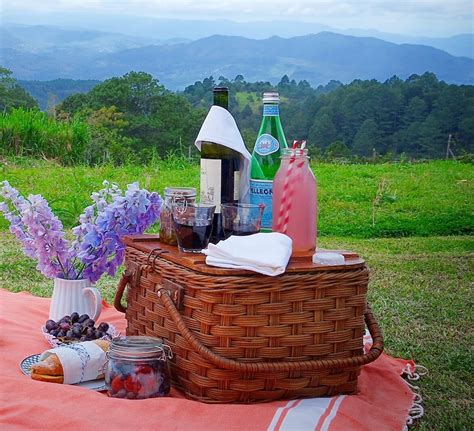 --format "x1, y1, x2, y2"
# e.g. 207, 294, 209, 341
3, 18, 473, 58
1, 24, 473, 90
